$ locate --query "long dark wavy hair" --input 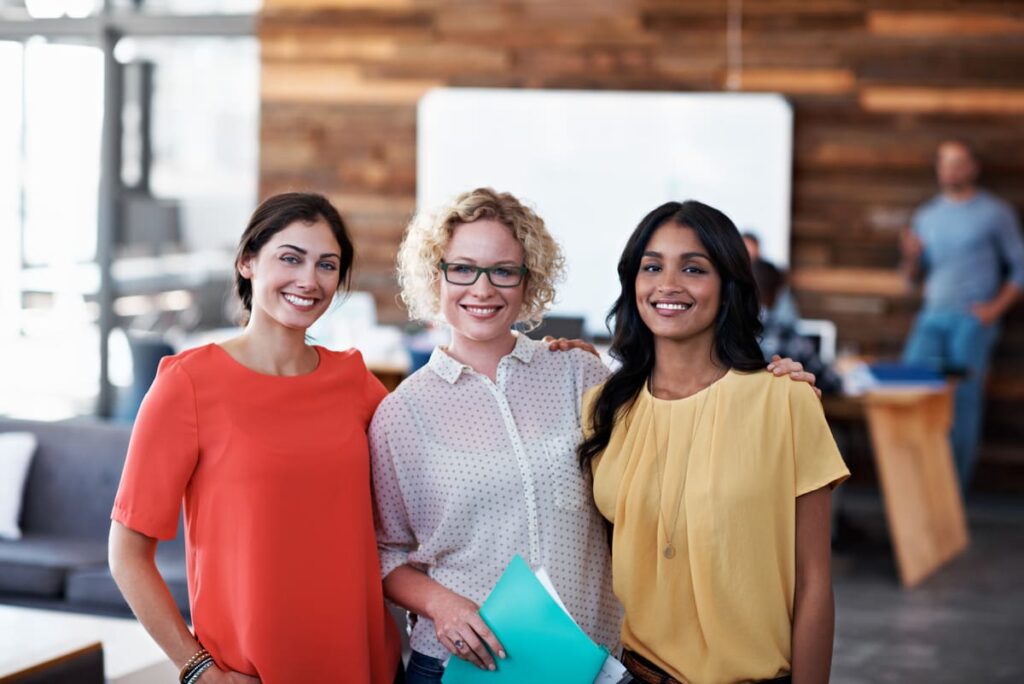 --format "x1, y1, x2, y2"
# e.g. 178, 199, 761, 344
234, 192, 354, 325
578, 200, 766, 470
